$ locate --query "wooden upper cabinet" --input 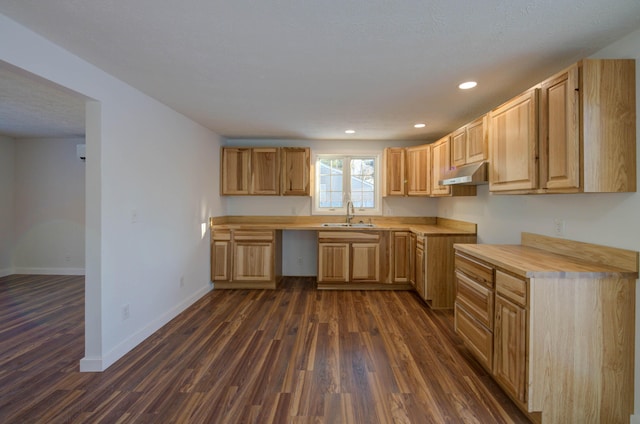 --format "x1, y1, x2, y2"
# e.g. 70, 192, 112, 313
406, 145, 431, 196
221, 148, 251, 195
489, 88, 539, 192
466, 115, 488, 164
452, 115, 488, 168
384, 147, 406, 196
539, 65, 580, 191
251, 148, 280, 195
451, 128, 467, 167
431, 136, 452, 196
490, 59, 636, 194
281, 147, 310, 196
